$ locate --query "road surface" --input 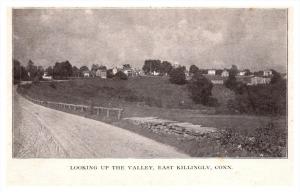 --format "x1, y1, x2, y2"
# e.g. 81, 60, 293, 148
13, 88, 188, 158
